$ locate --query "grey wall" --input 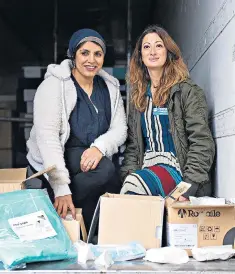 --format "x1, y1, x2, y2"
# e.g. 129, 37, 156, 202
154, 0, 235, 198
